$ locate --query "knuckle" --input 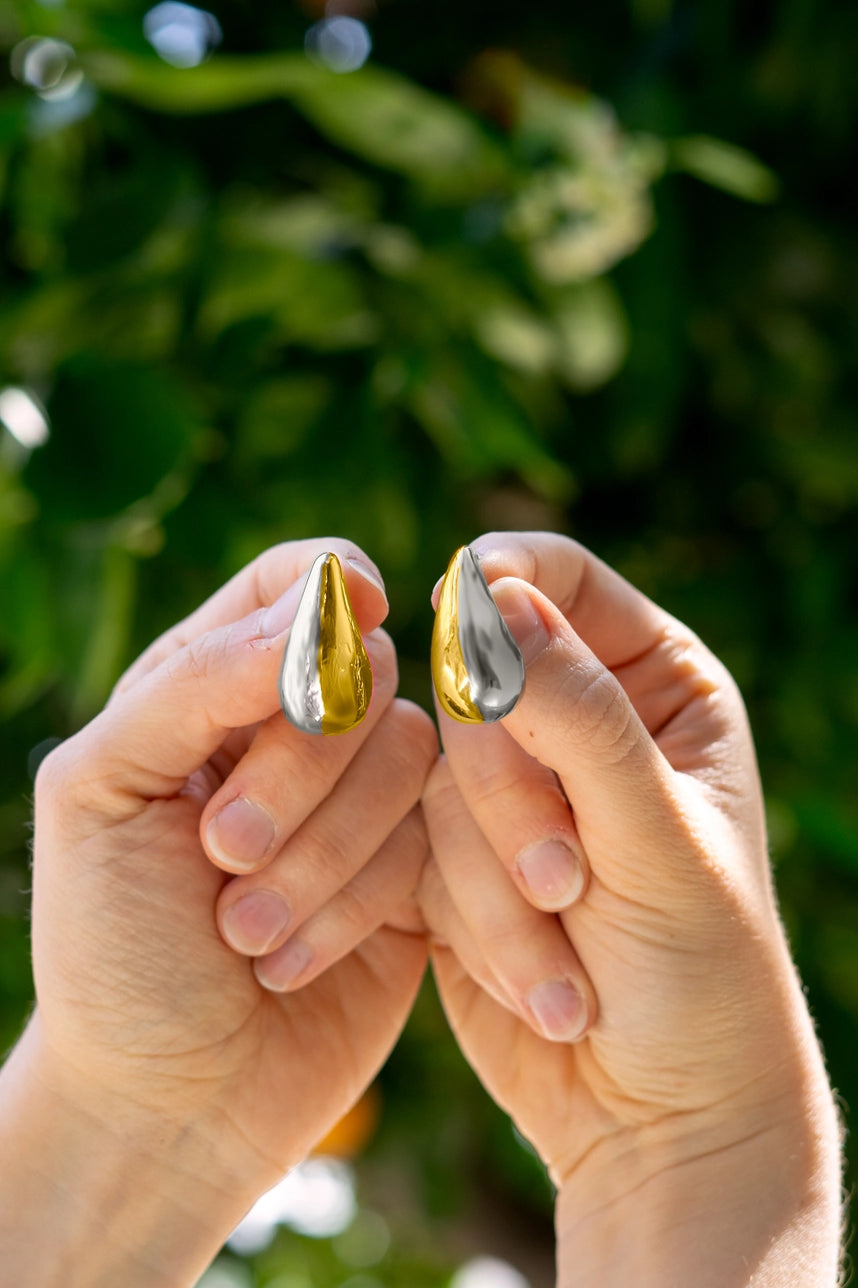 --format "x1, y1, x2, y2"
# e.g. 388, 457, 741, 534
168, 620, 248, 692
302, 816, 355, 885
475, 530, 538, 583
416, 854, 447, 923
32, 727, 120, 831
179, 634, 214, 684
558, 664, 638, 763
392, 806, 431, 873
285, 731, 344, 799
331, 878, 373, 937
421, 756, 461, 816
467, 761, 526, 813
388, 699, 439, 766
252, 541, 306, 598
33, 735, 76, 801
